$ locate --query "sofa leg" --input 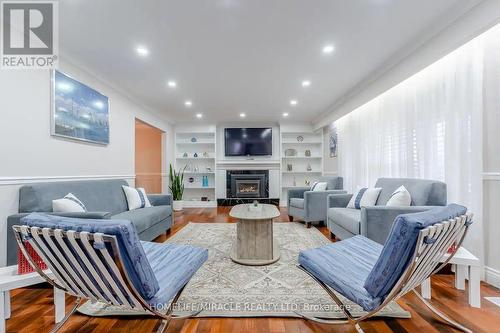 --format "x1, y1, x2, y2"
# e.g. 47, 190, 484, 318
166, 228, 171, 236
306, 222, 311, 229
288, 215, 293, 222
330, 232, 335, 240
